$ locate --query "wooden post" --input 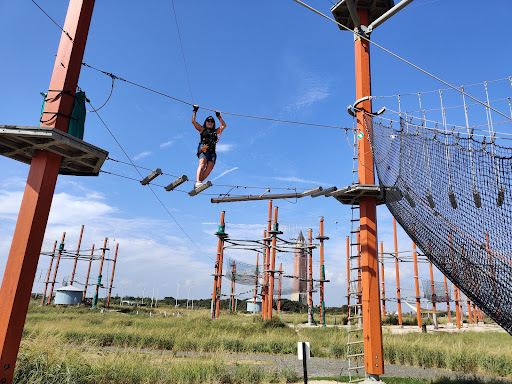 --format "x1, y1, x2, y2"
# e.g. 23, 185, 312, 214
92, 238, 107, 308
393, 218, 402, 326
0, 2, 95, 379
47, 232, 66, 305
70, 225, 84, 285
41, 241, 57, 306
211, 211, 225, 319
380, 241, 386, 319
278, 263, 282, 313
308, 229, 313, 325
106, 243, 119, 308
412, 239, 422, 327
267, 206, 278, 319
83, 245, 94, 302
